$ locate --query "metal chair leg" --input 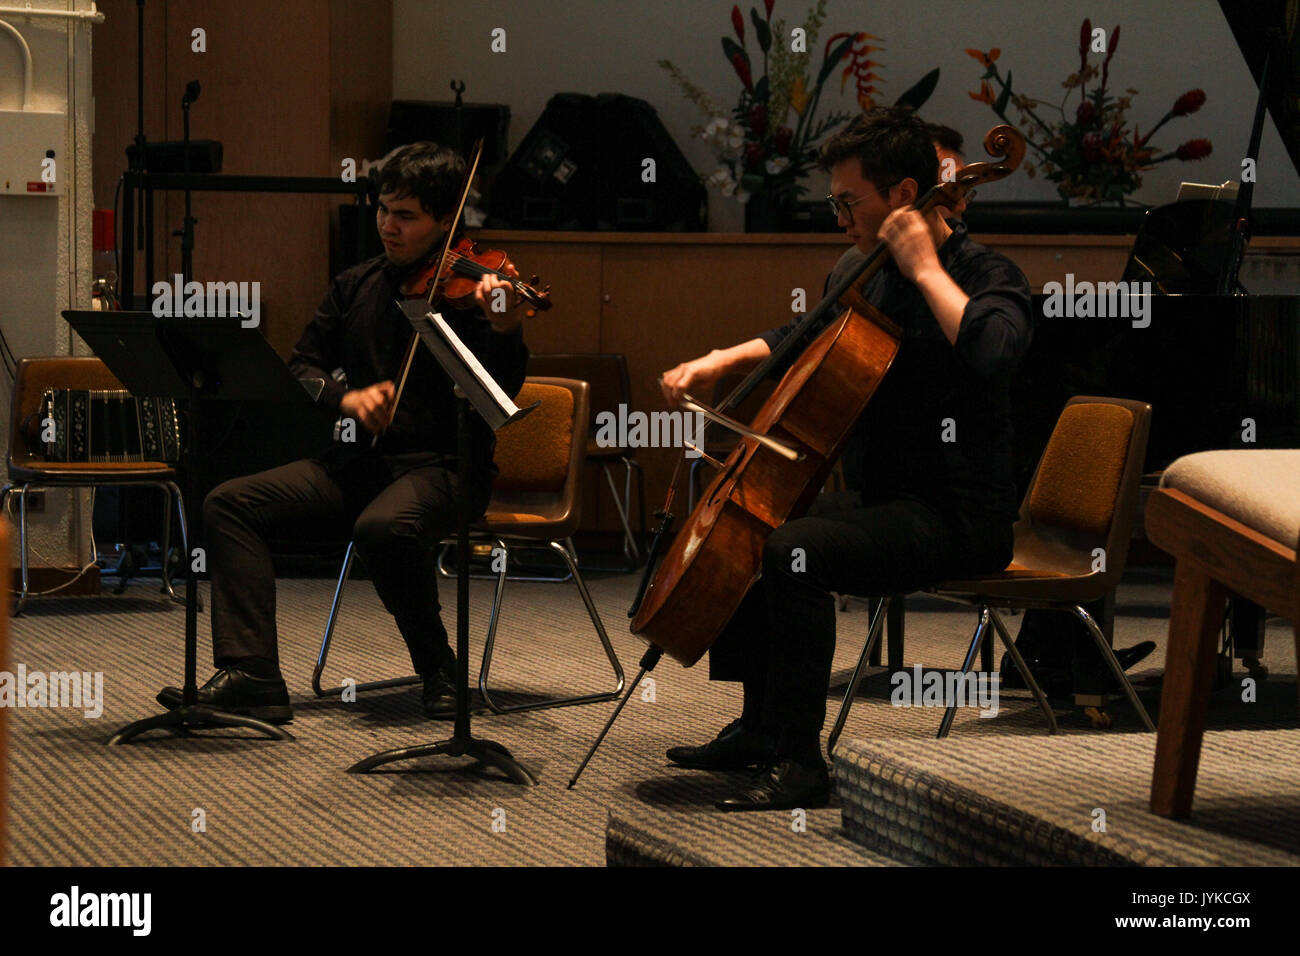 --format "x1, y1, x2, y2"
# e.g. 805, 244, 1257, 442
1071, 603, 1157, 731
478, 536, 625, 714
15, 483, 31, 616
437, 539, 573, 583
826, 596, 890, 759
937, 608, 991, 738
311, 541, 420, 698
601, 459, 641, 569
988, 607, 1059, 734
159, 480, 191, 607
